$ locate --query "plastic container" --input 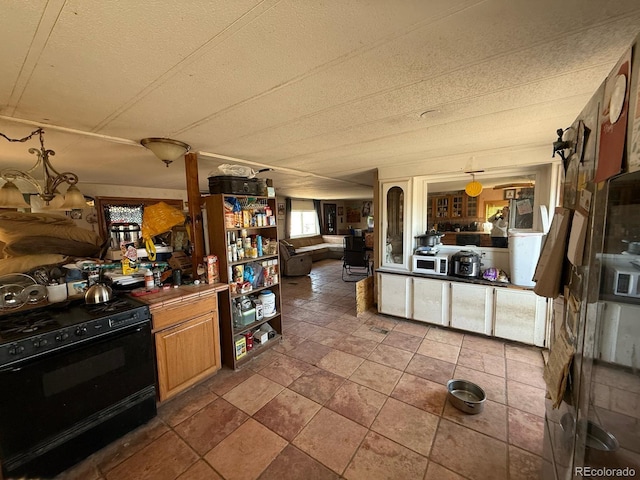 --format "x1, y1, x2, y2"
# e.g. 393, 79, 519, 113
508, 229, 544, 287
259, 290, 276, 317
